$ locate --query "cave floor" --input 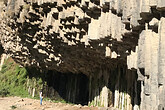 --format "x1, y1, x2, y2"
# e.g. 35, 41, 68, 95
0, 97, 118, 110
